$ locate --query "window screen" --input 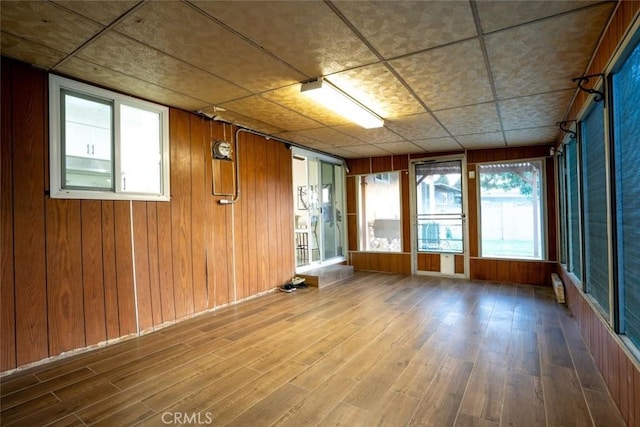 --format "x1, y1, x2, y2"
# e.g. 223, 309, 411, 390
612, 38, 640, 348
581, 101, 610, 315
